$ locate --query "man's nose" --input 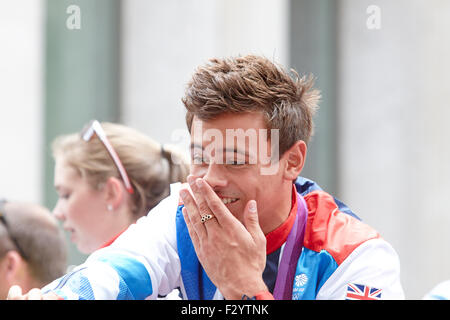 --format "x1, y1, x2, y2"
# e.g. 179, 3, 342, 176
203, 162, 227, 189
